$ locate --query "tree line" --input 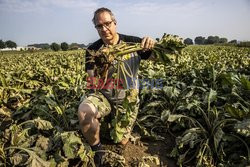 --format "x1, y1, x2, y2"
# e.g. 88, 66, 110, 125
48, 42, 86, 51
184, 36, 237, 45
1, 36, 248, 51
0, 40, 86, 51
